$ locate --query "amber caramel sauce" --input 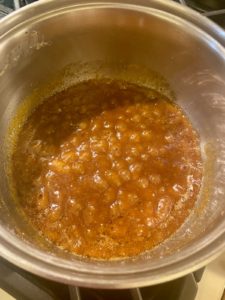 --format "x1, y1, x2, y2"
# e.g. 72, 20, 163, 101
11, 79, 202, 259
